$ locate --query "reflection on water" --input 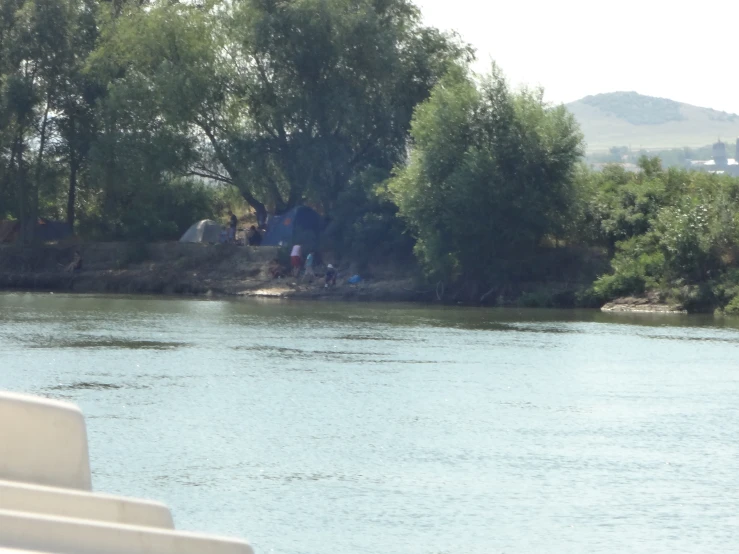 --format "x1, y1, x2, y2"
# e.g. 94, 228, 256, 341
47, 382, 125, 391
45, 381, 153, 391
336, 334, 419, 341
21, 336, 188, 350
2, 291, 739, 554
